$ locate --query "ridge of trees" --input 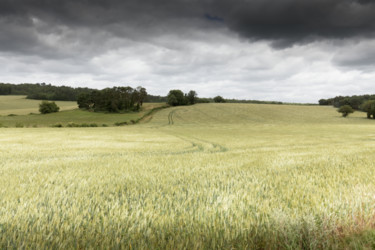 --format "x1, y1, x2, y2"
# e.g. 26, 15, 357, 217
319, 94, 375, 110
319, 94, 375, 119
0, 83, 94, 101
1, 82, 291, 107
77, 86, 147, 113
